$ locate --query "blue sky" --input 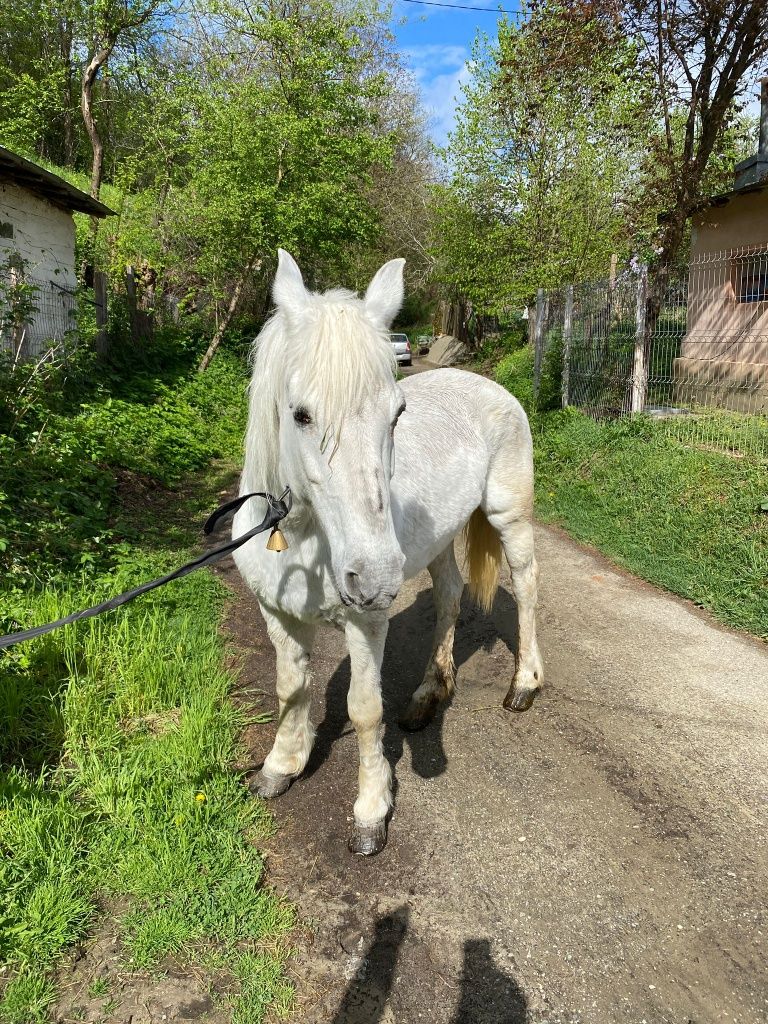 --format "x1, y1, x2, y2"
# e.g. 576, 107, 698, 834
391, 4, 765, 148
390, 0, 511, 144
